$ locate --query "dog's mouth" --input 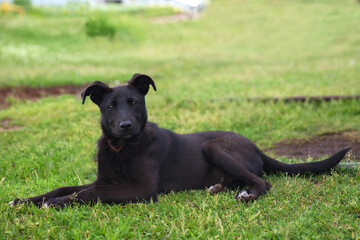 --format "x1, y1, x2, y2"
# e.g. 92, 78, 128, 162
113, 130, 139, 139
119, 134, 134, 139
101, 120, 140, 140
